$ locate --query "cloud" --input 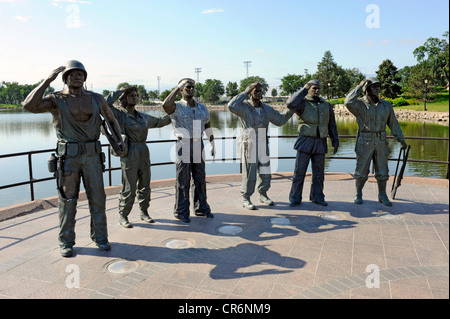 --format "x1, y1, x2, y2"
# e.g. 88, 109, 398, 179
51, 0, 91, 3
363, 38, 421, 48
398, 38, 421, 45
362, 40, 375, 47
201, 8, 225, 14
50, 0, 91, 7
14, 15, 30, 22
